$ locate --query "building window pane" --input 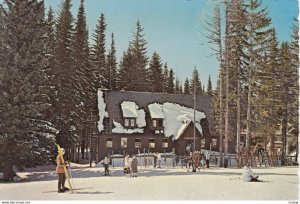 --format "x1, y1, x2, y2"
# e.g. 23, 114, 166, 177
149, 138, 155, 149
162, 138, 168, 148
121, 138, 127, 148
125, 119, 129, 127
135, 138, 141, 148
130, 119, 135, 127
212, 139, 217, 148
158, 120, 163, 128
106, 138, 113, 148
153, 119, 157, 127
